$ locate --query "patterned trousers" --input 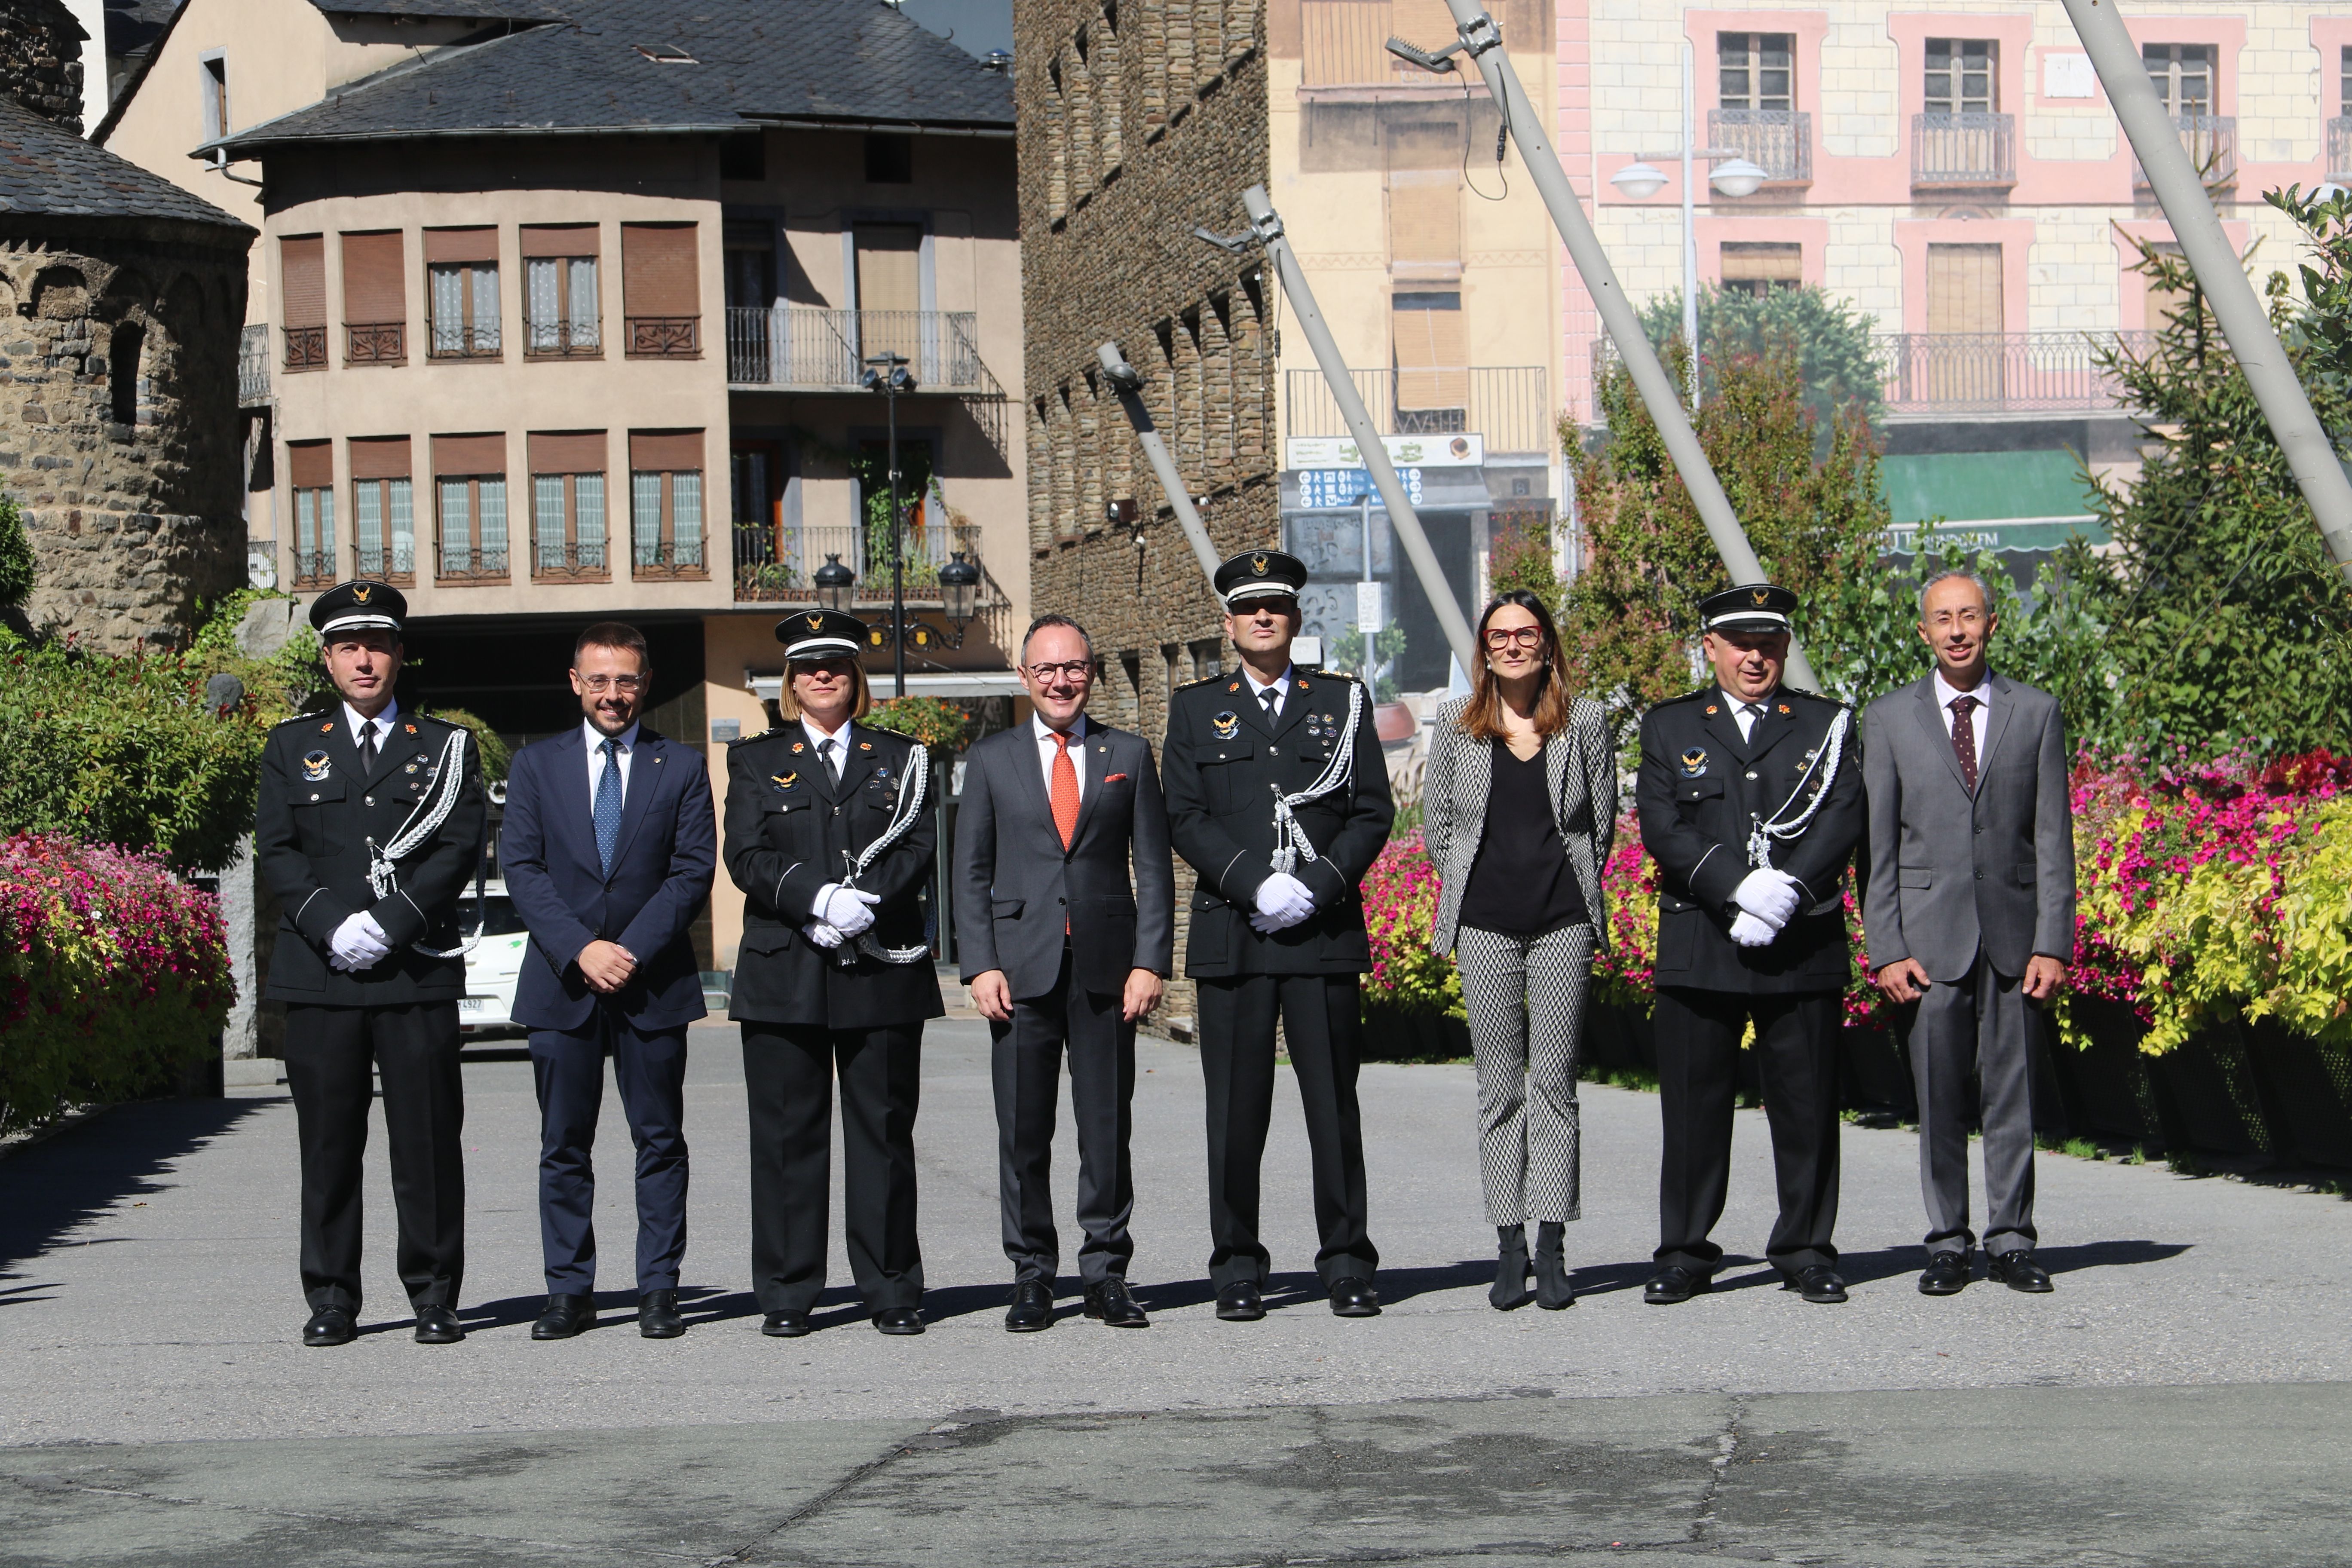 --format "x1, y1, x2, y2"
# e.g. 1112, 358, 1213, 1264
1457, 923, 1595, 1226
